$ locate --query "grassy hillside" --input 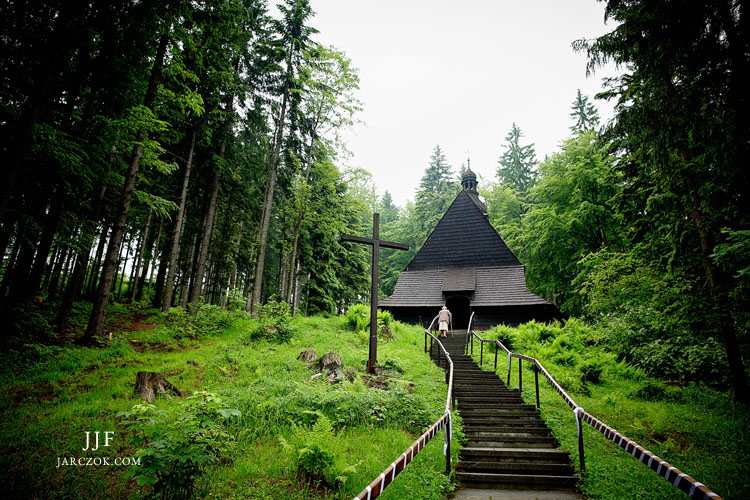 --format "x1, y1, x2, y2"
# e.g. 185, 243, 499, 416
0, 304, 460, 499
471, 320, 750, 500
